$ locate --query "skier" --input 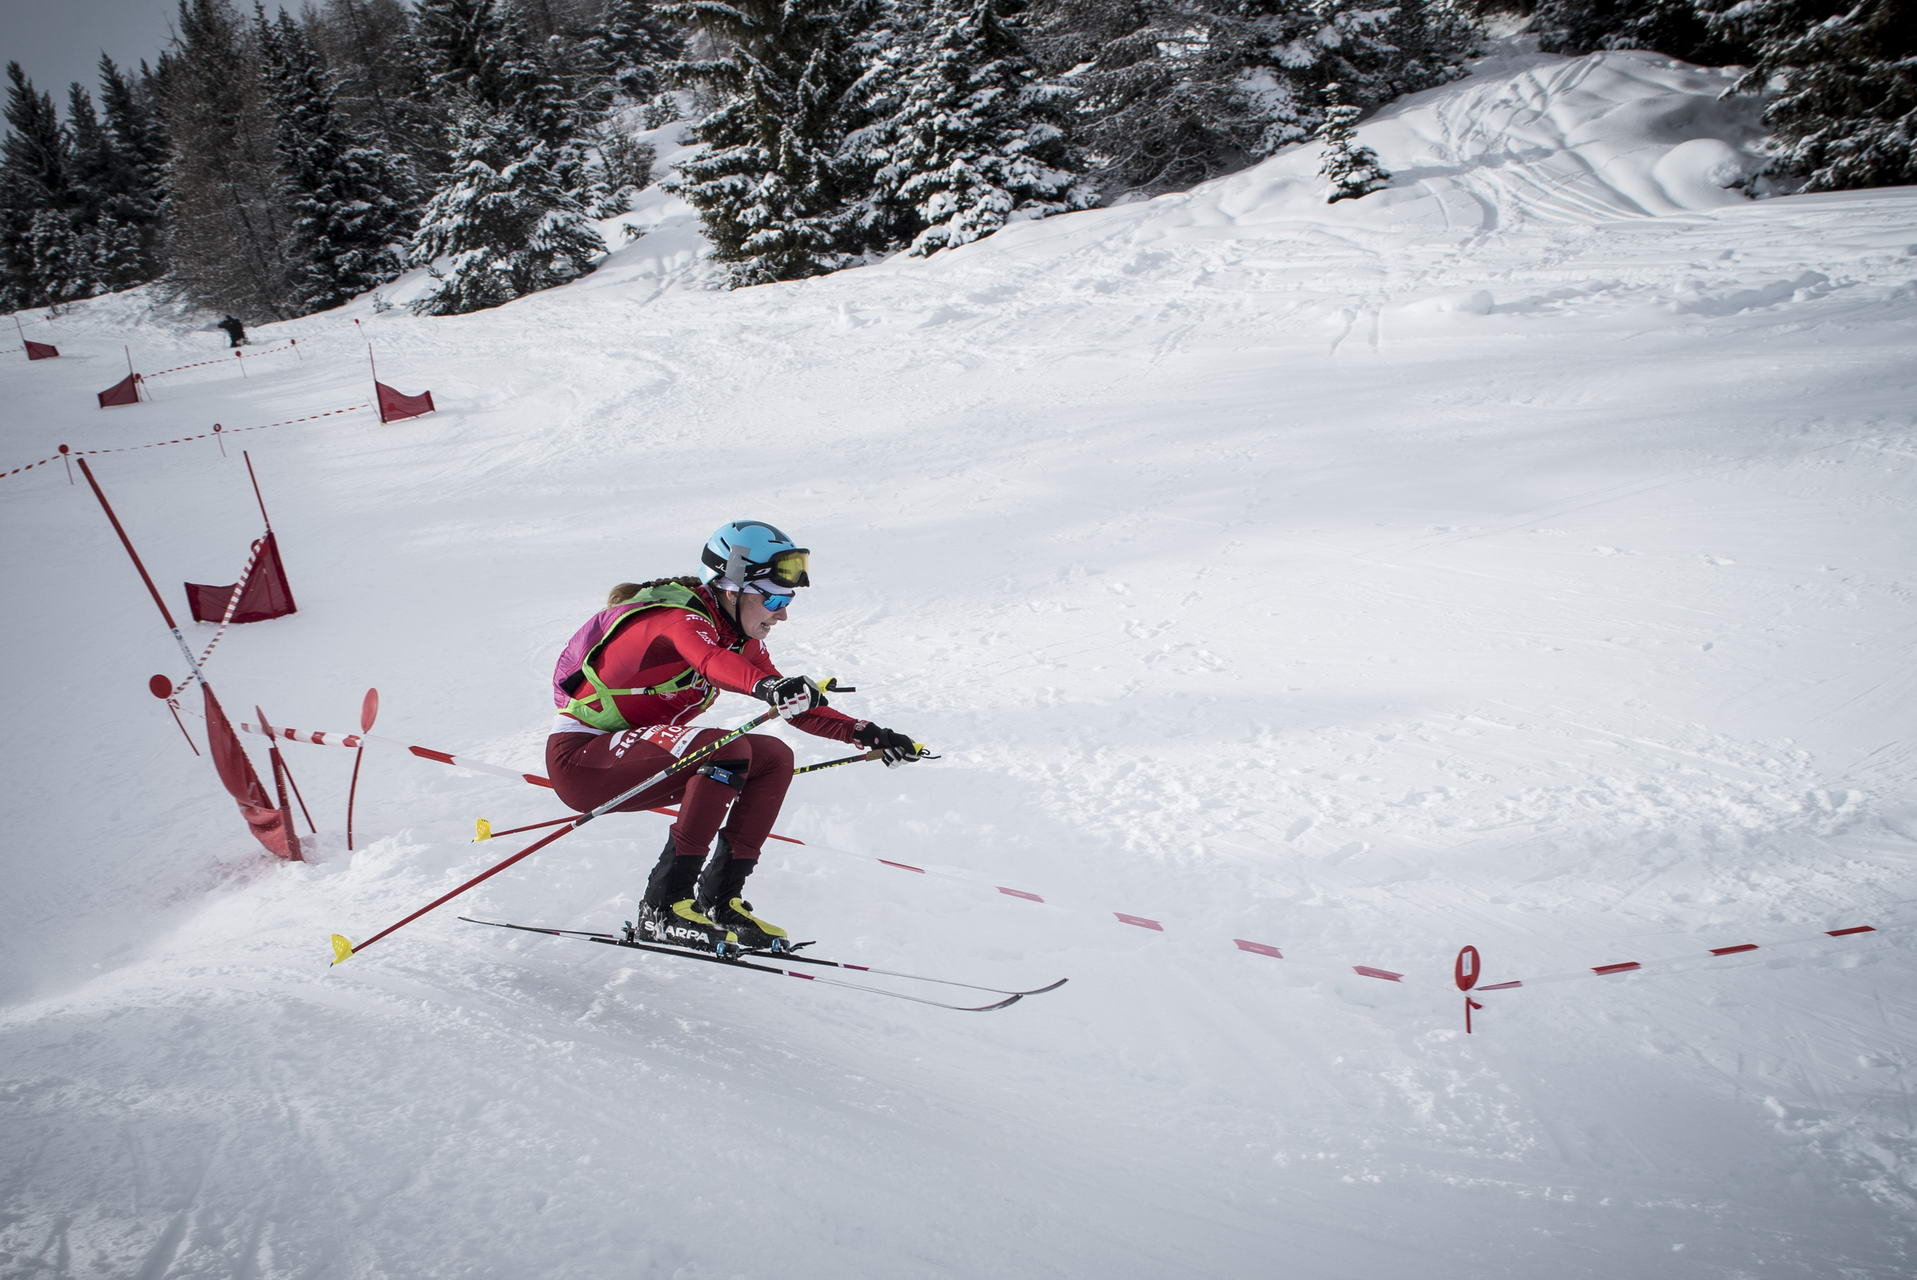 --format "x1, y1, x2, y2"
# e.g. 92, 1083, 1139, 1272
218, 315, 247, 347
545, 521, 923, 953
